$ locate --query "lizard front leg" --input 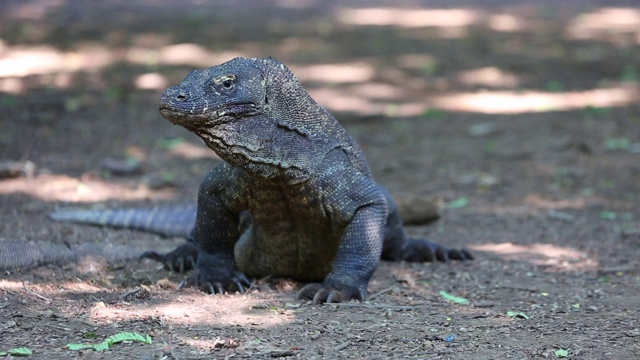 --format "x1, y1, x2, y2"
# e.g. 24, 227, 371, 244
298, 168, 387, 303
179, 164, 251, 294
298, 203, 386, 303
